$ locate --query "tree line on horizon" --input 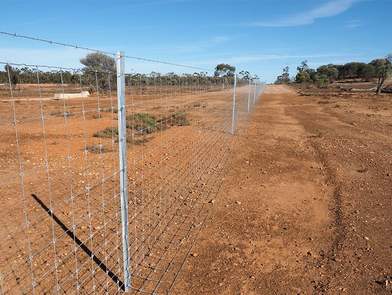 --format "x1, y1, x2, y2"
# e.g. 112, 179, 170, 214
275, 54, 392, 94
0, 53, 254, 92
